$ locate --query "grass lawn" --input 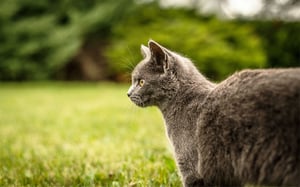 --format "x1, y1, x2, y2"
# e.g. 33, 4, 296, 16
0, 82, 181, 186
